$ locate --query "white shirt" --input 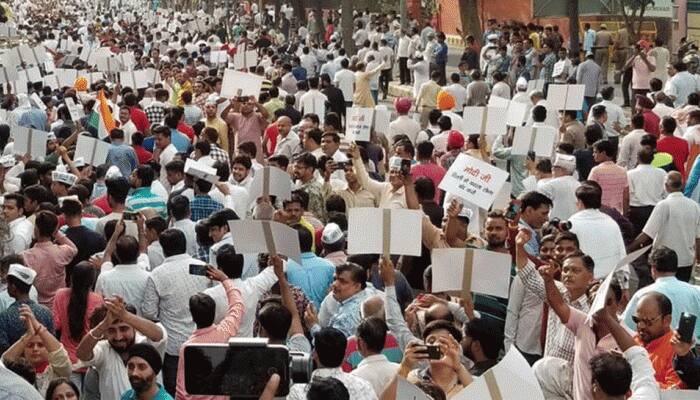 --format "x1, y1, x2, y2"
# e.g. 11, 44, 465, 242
537, 175, 581, 220
627, 164, 666, 207
8, 216, 33, 254
95, 263, 151, 315
274, 132, 301, 160
209, 232, 259, 279
209, 185, 249, 220
353, 29, 368, 46
430, 130, 449, 153
204, 265, 279, 337
299, 89, 328, 115
569, 209, 629, 280
300, 53, 318, 75
504, 275, 543, 356
397, 36, 411, 58
288, 367, 377, 400
334, 68, 356, 102
665, 70, 699, 107
586, 100, 629, 138
77, 325, 167, 400
141, 253, 212, 355
351, 354, 400, 396
443, 83, 468, 111
172, 218, 198, 256
643, 192, 700, 266
388, 115, 421, 145
491, 81, 511, 100
147, 241, 165, 270
617, 129, 647, 170
378, 46, 393, 70
158, 143, 177, 192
